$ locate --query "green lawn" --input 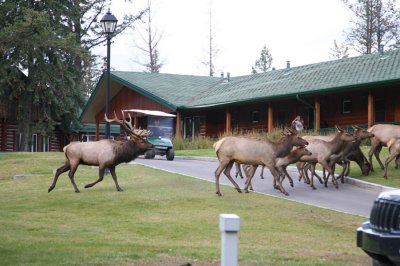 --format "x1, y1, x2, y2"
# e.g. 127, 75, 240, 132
0, 152, 373, 265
